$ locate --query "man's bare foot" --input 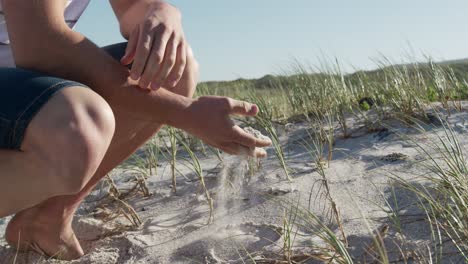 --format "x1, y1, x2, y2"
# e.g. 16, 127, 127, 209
5, 206, 84, 260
